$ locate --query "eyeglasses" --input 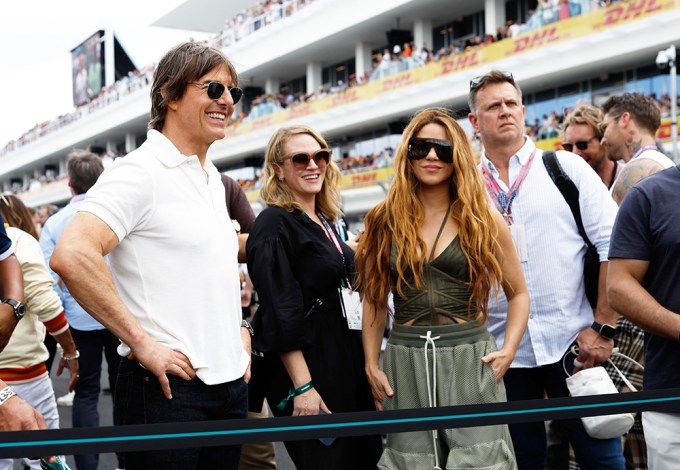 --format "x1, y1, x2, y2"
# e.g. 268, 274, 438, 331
408, 138, 453, 163
190, 81, 243, 104
470, 71, 513, 90
561, 136, 599, 152
283, 148, 332, 169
